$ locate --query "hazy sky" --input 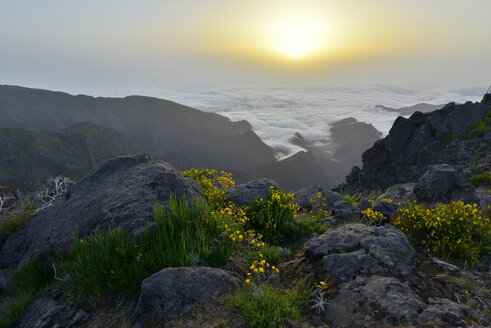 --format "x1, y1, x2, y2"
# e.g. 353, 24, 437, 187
1, 0, 490, 87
